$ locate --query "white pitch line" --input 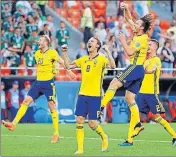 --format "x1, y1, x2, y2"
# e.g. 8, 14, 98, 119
1, 134, 171, 143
